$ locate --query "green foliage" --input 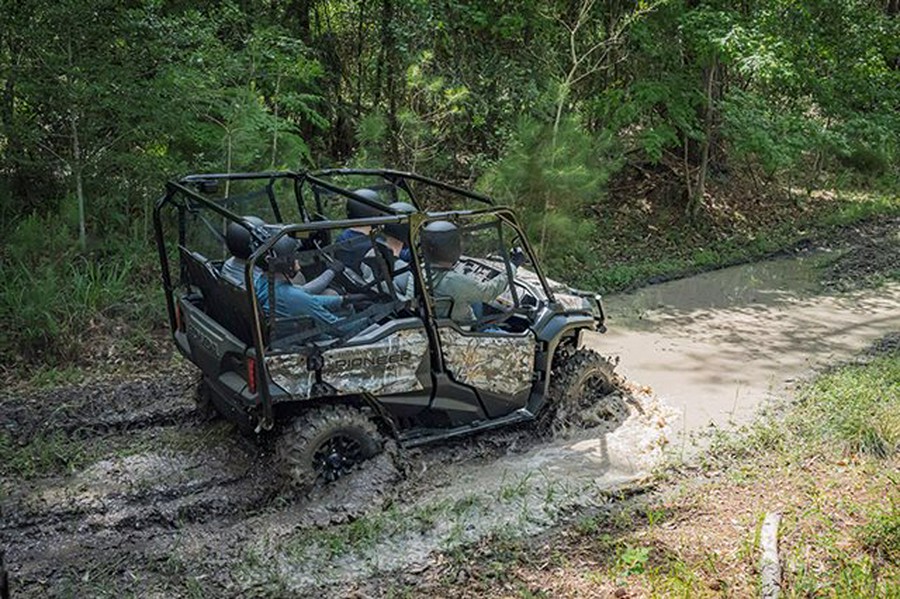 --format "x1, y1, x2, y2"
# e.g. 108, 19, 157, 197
795, 354, 900, 458
721, 89, 824, 178
480, 117, 621, 277
618, 545, 651, 576
0, 208, 161, 367
352, 112, 390, 167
